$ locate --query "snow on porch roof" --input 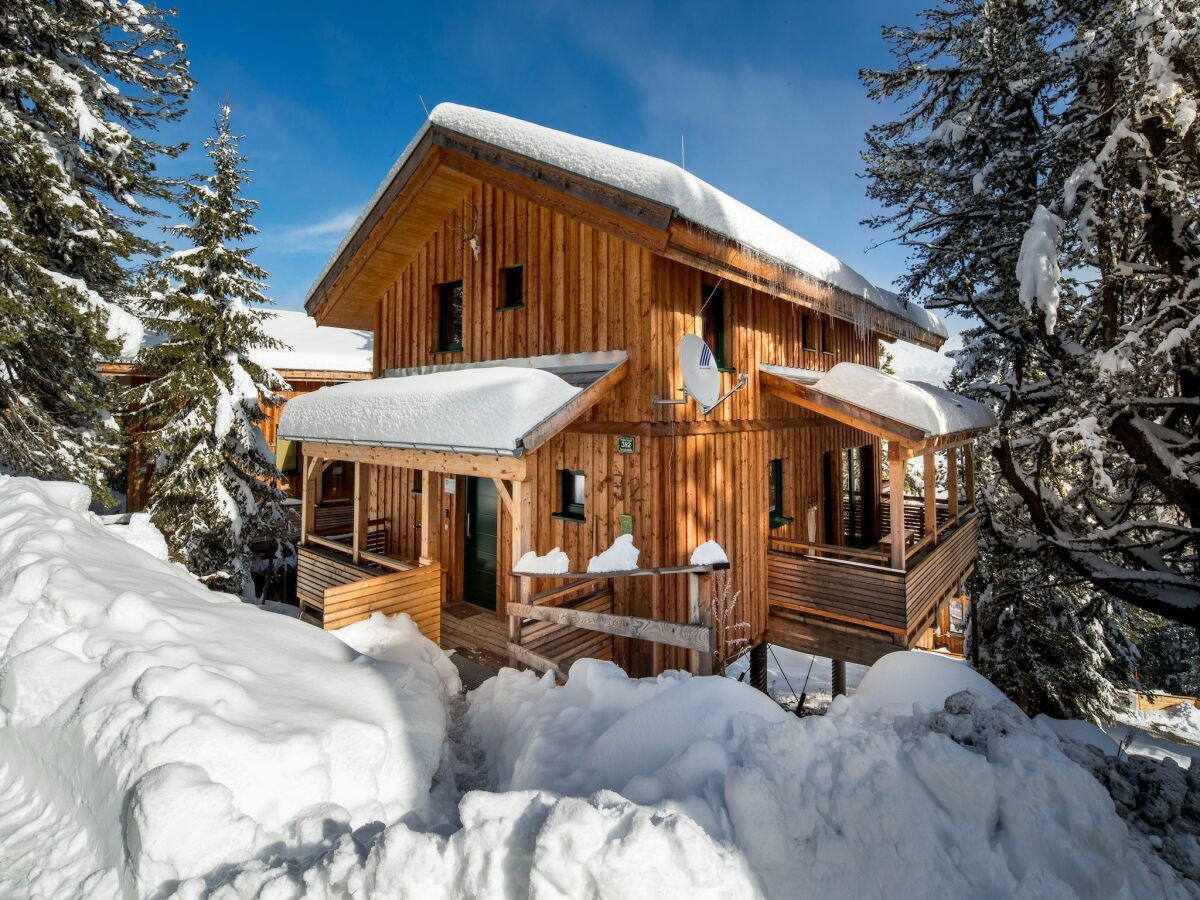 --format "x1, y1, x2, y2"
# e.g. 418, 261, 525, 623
278, 350, 627, 457
306, 103, 946, 342
760, 362, 996, 446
